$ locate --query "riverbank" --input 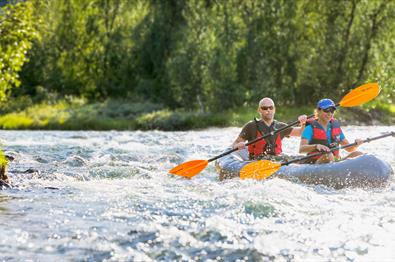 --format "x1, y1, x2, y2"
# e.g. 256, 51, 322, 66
0, 98, 393, 130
